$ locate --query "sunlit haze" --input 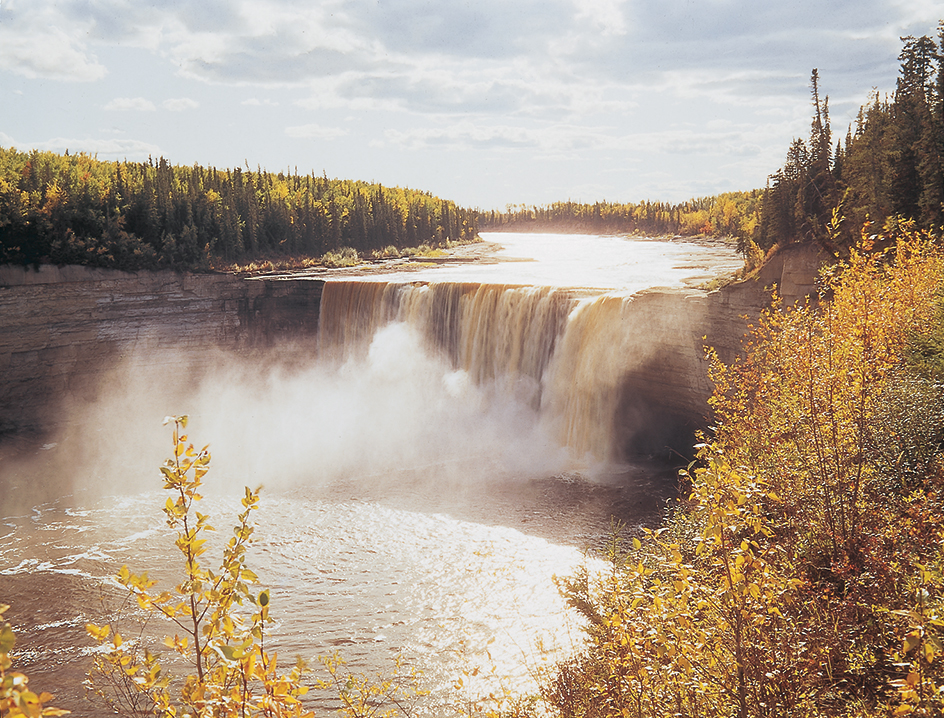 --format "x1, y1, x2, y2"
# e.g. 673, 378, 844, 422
1, 1, 940, 209
365, 232, 745, 289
